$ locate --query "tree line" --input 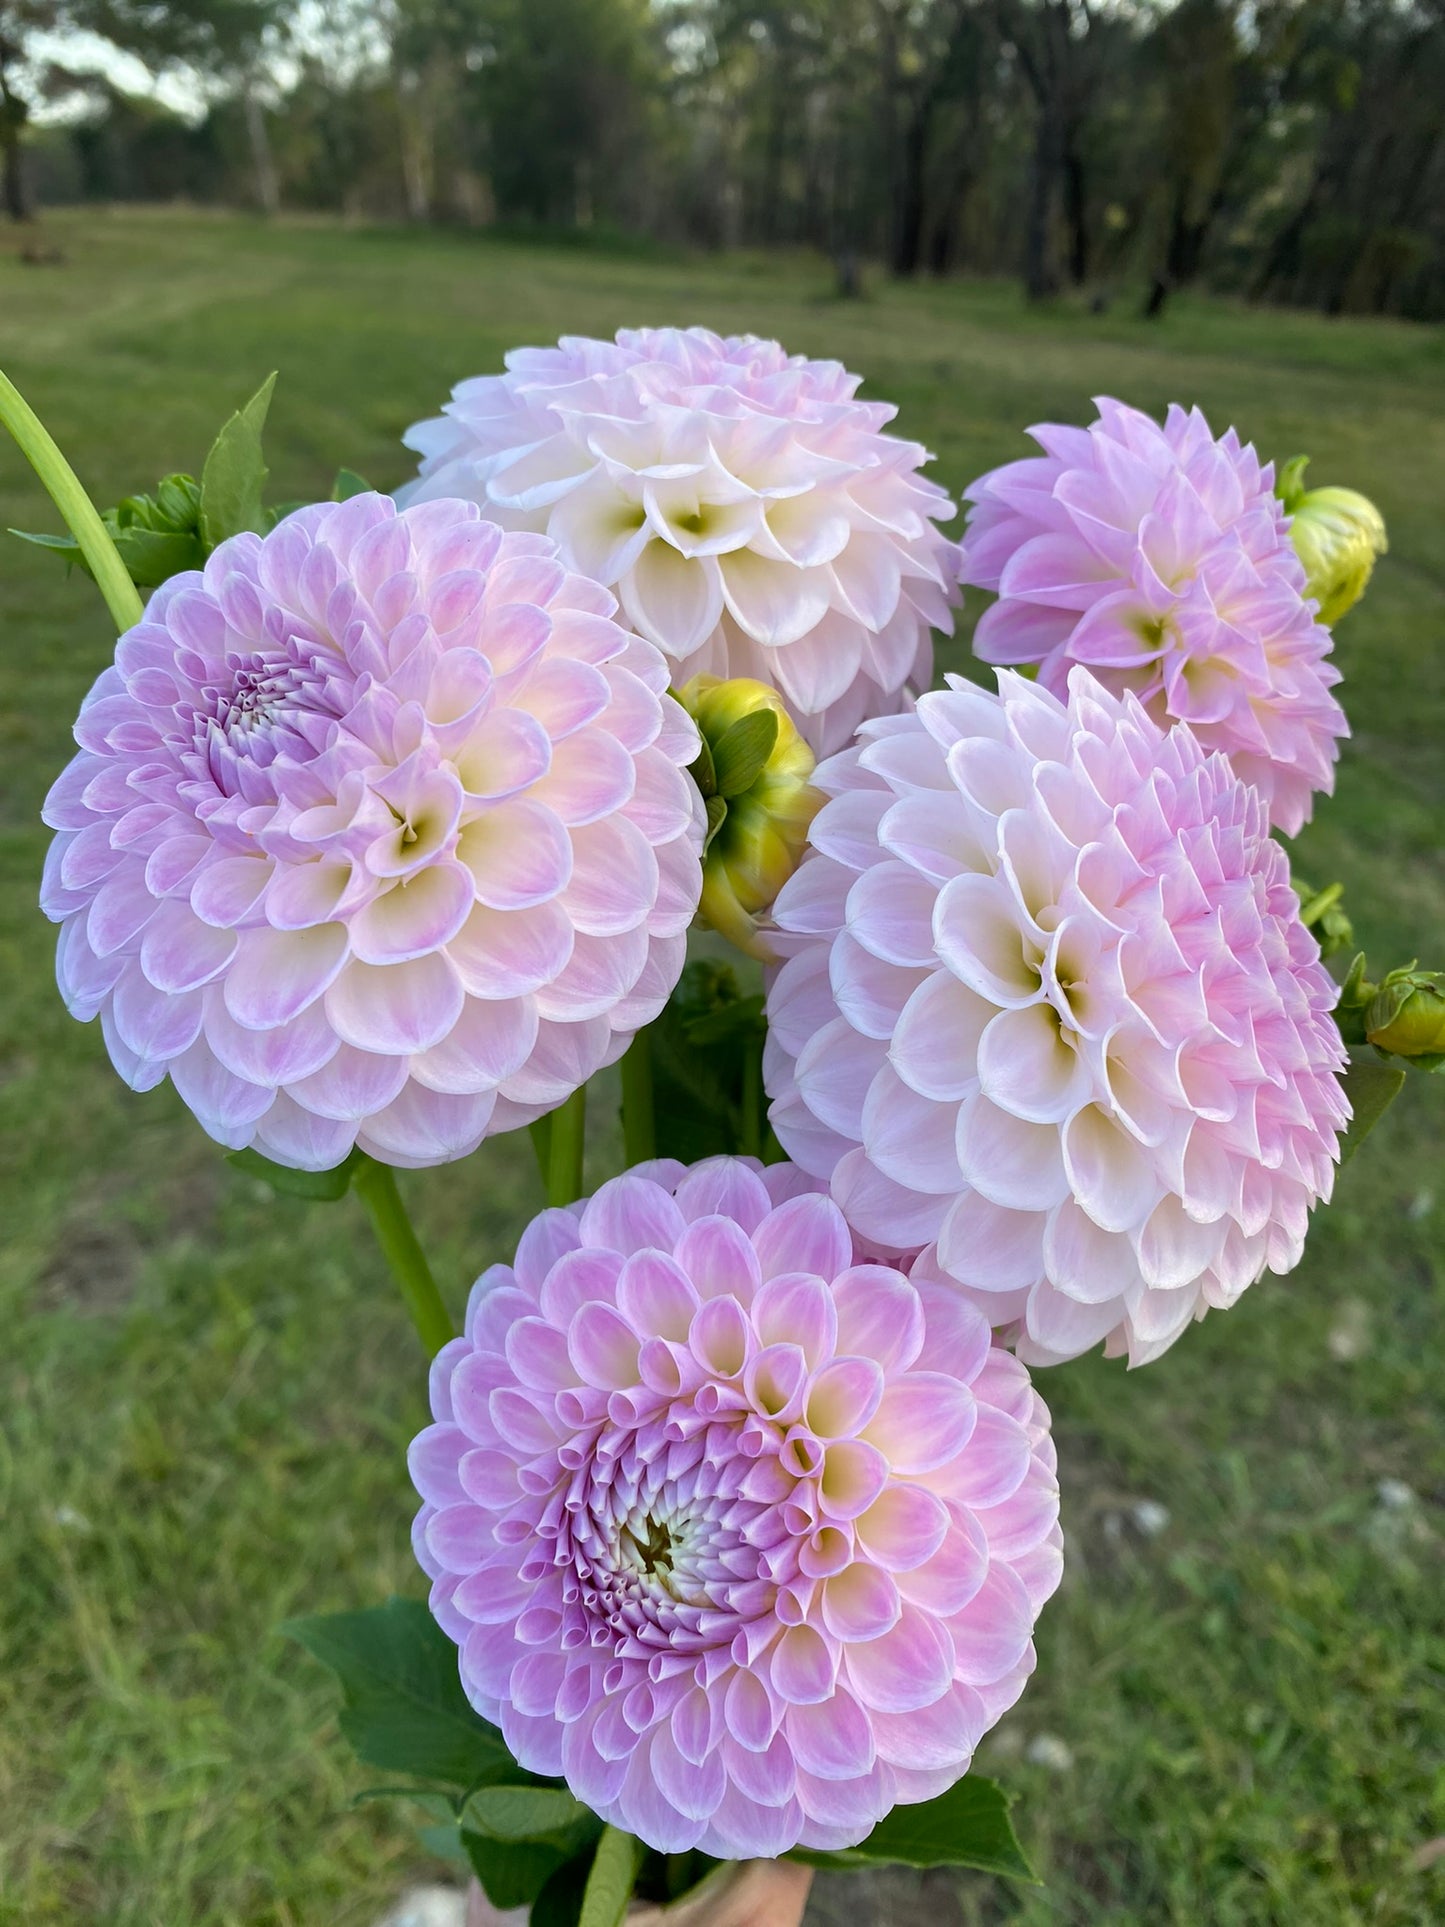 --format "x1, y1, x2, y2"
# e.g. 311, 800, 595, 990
4, 0, 1443, 319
